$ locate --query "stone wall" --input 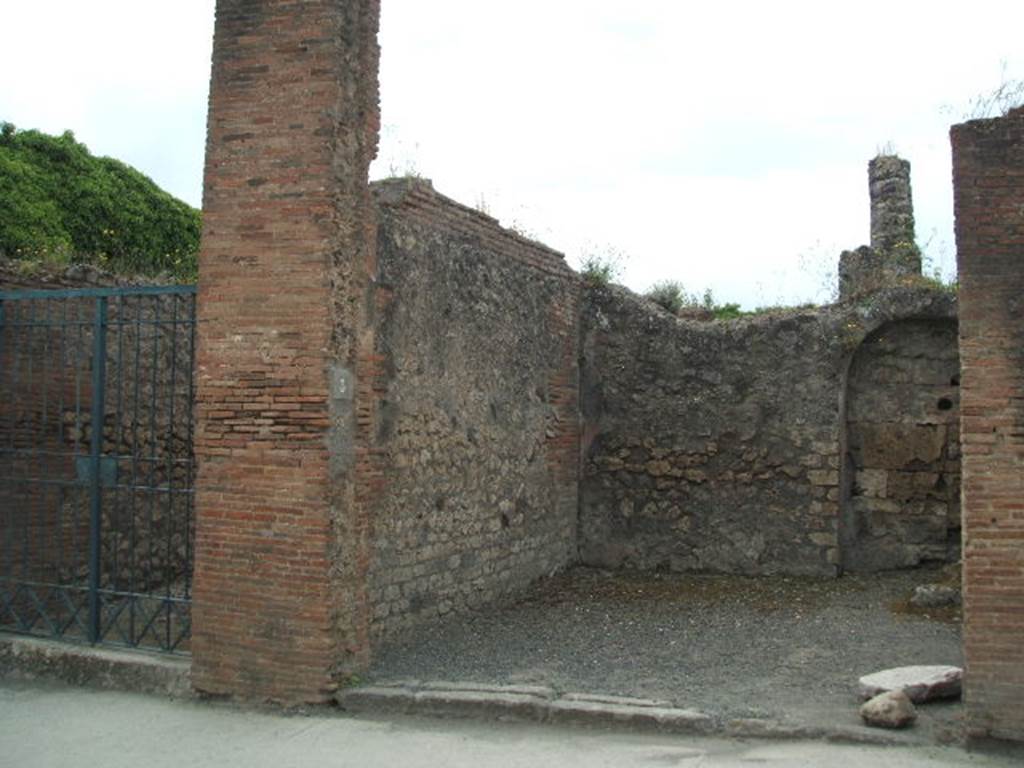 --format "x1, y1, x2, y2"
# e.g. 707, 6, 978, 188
952, 106, 1024, 744
367, 179, 580, 638
579, 282, 957, 577
839, 155, 923, 301
843, 319, 960, 571
869, 155, 922, 271
1, 261, 132, 292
